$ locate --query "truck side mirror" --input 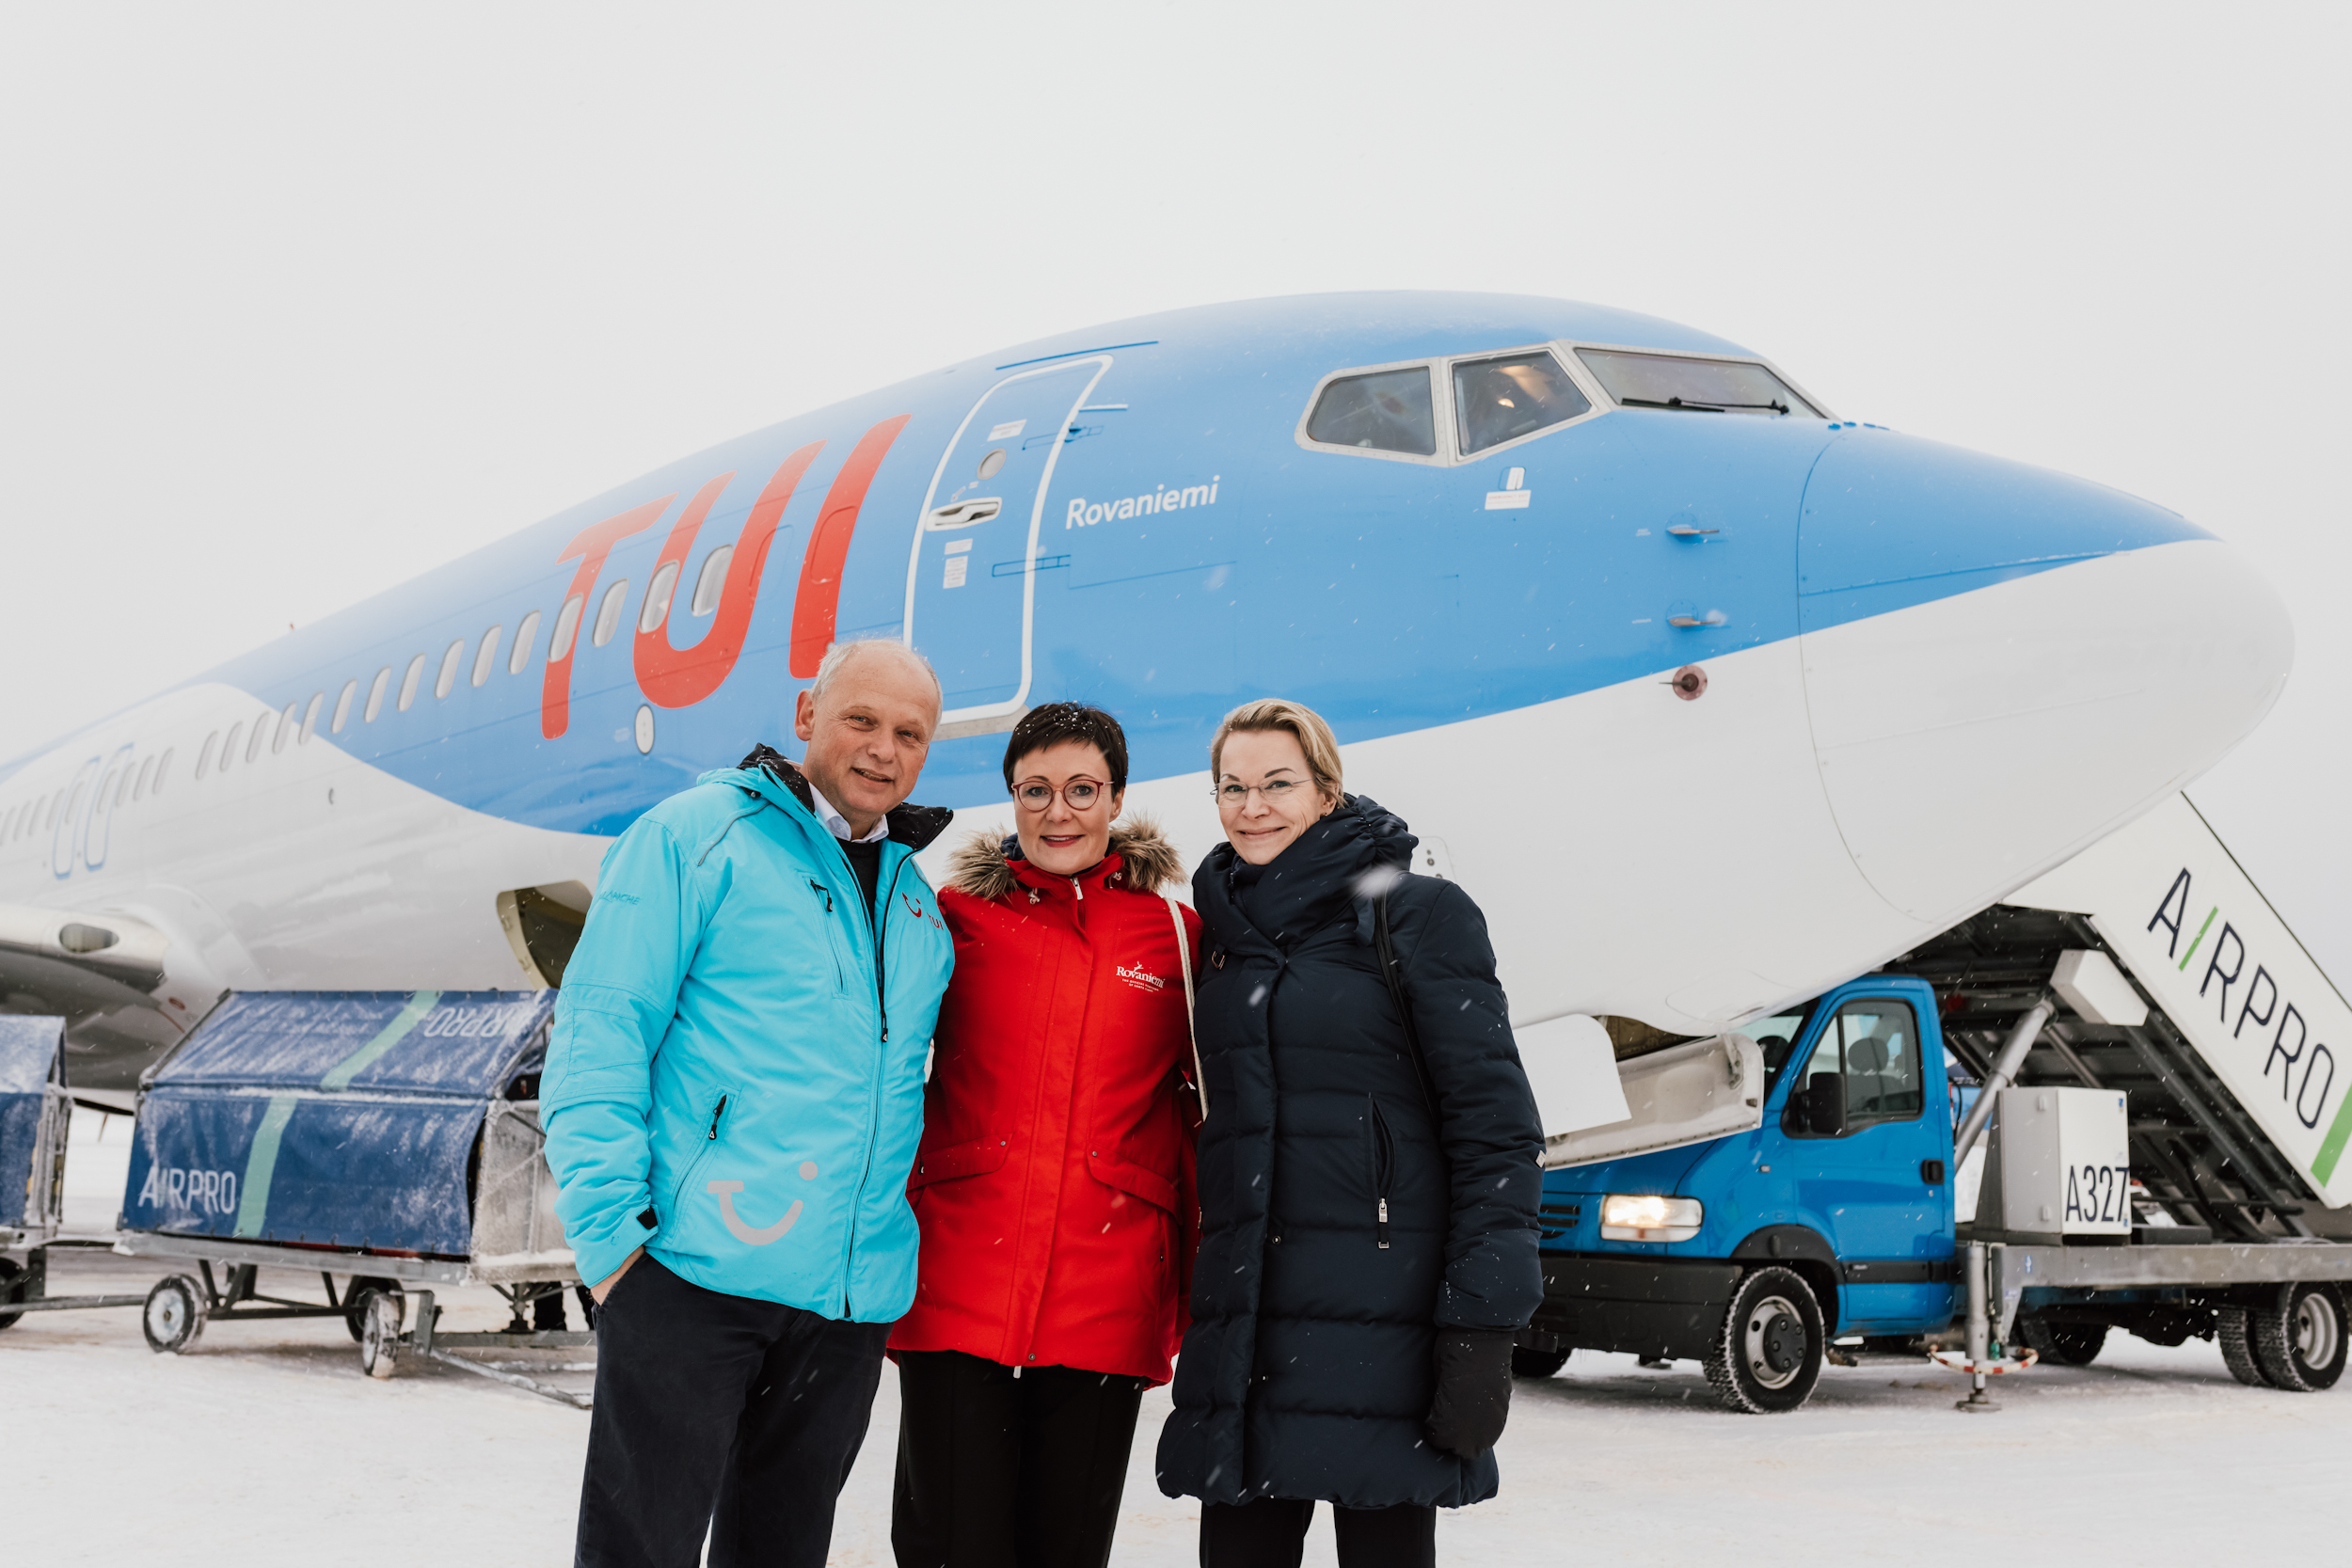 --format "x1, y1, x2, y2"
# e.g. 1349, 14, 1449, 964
1802, 1071, 1848, 1137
